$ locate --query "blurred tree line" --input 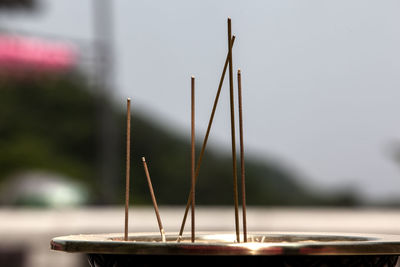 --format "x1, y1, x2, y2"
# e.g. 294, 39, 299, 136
0, 71, 359, 206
